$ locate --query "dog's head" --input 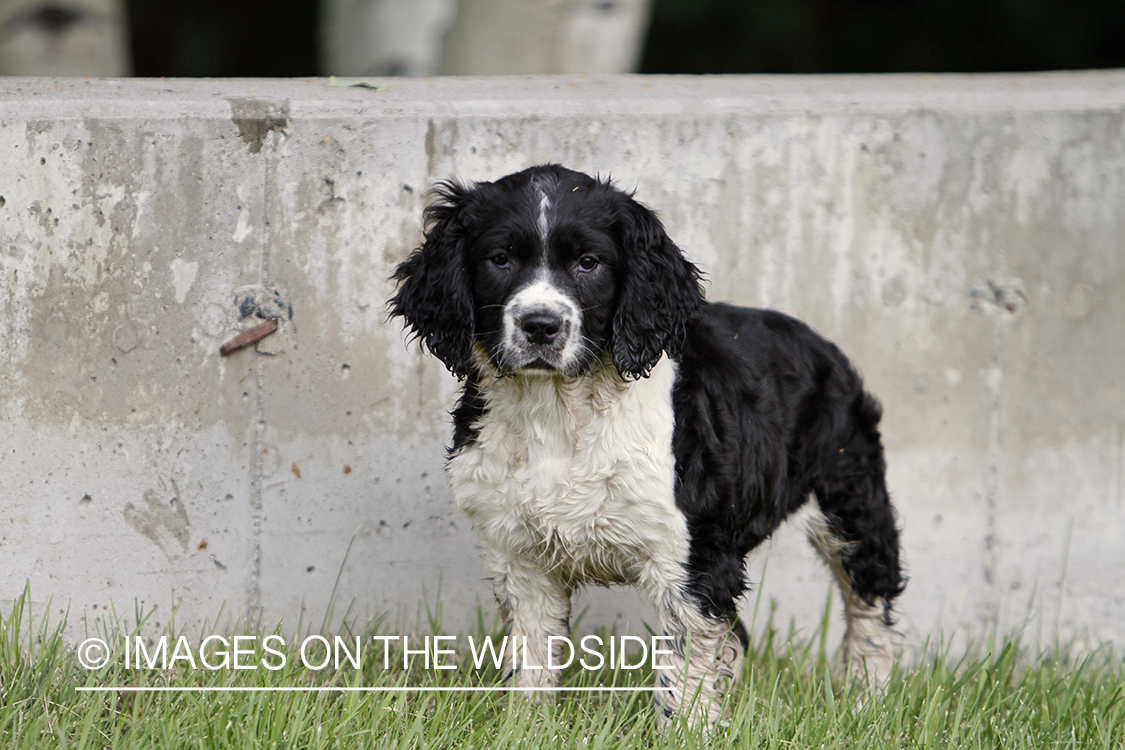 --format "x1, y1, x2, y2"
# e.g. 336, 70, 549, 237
389, 165, 704, 380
